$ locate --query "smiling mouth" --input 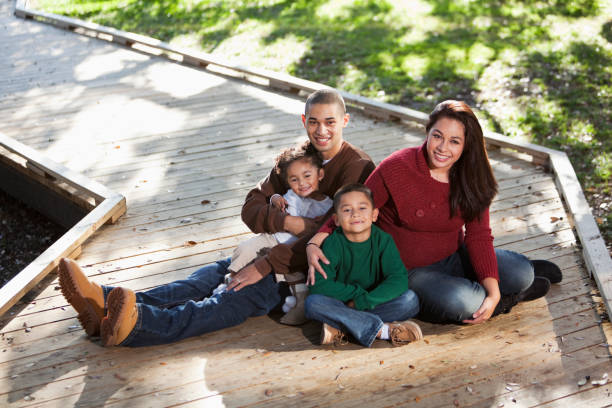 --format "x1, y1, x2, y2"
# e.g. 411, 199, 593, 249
434, 151, 450, 161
